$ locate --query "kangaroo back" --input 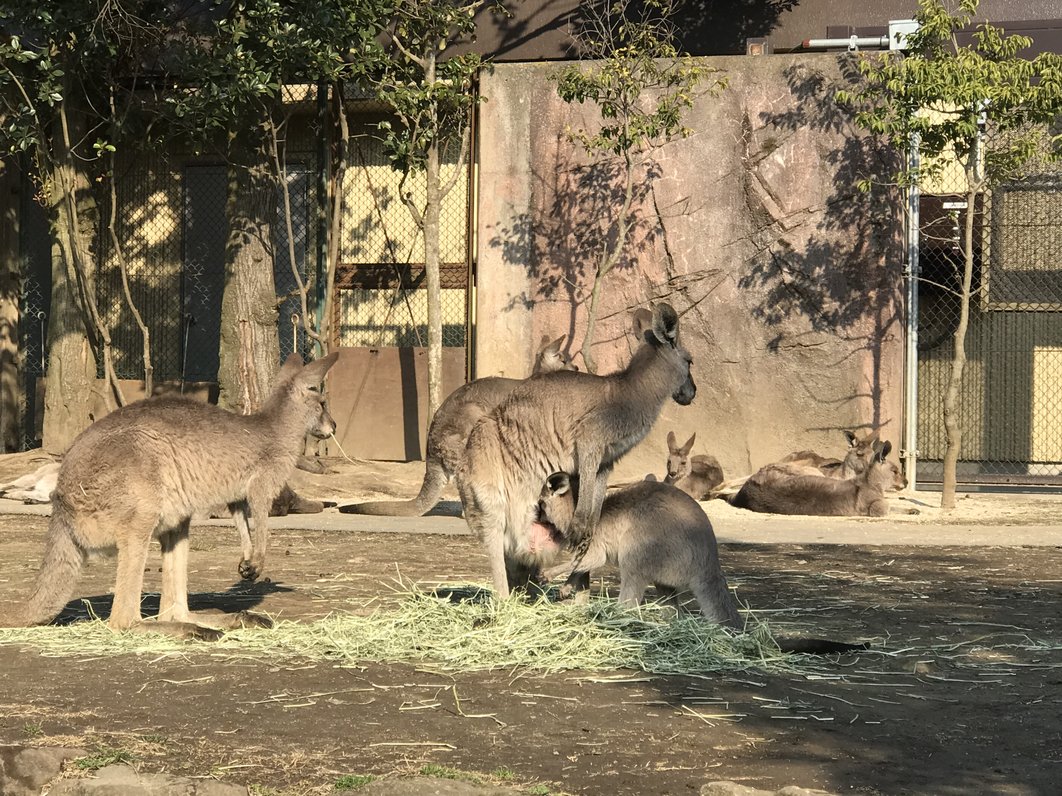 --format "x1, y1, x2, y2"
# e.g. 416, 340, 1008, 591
341, 335, 578, 517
